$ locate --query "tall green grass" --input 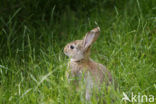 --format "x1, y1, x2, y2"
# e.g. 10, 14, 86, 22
0, 0, 156, 103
